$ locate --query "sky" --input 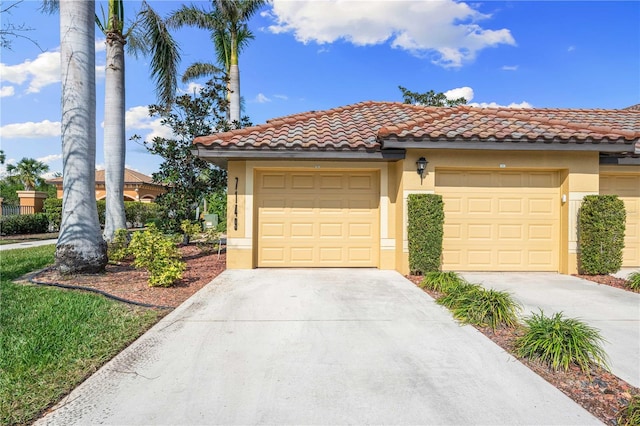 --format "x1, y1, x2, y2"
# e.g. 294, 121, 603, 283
1, 0, 639, 179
